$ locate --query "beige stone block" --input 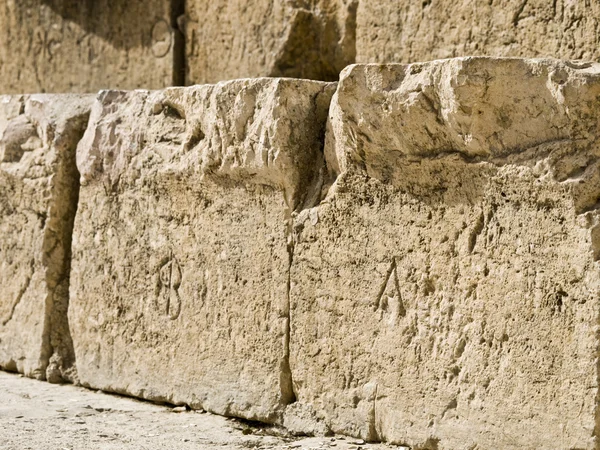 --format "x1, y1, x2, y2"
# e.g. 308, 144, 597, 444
0, 0, 181, 94
357, 1, 600, 65
69, 80, 334, 422
289, 58, 600, 449
0, 94, 92, 383
185, 0, 357, 84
